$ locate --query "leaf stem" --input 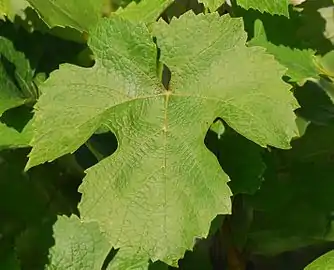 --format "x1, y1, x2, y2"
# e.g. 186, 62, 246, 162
157, 60, 163, 83
57, 154, 85, 178
85, 141, 104, 161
